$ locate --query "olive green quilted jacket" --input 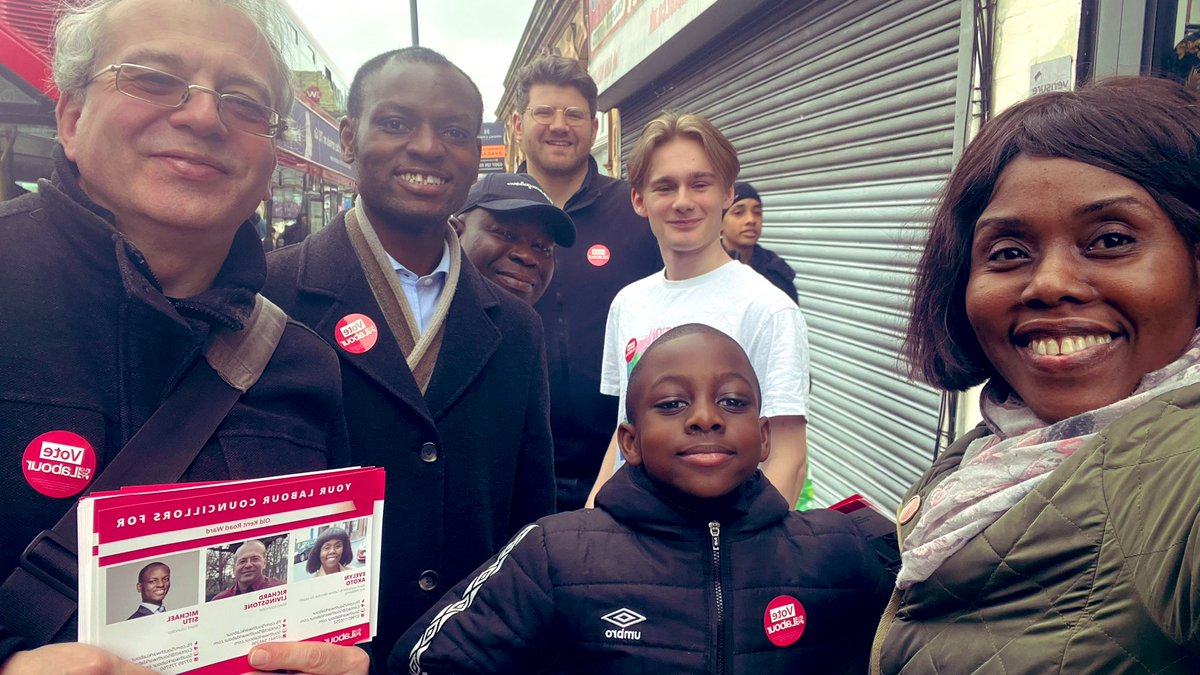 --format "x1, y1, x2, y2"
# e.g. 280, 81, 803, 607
874, 383, 1200, 674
